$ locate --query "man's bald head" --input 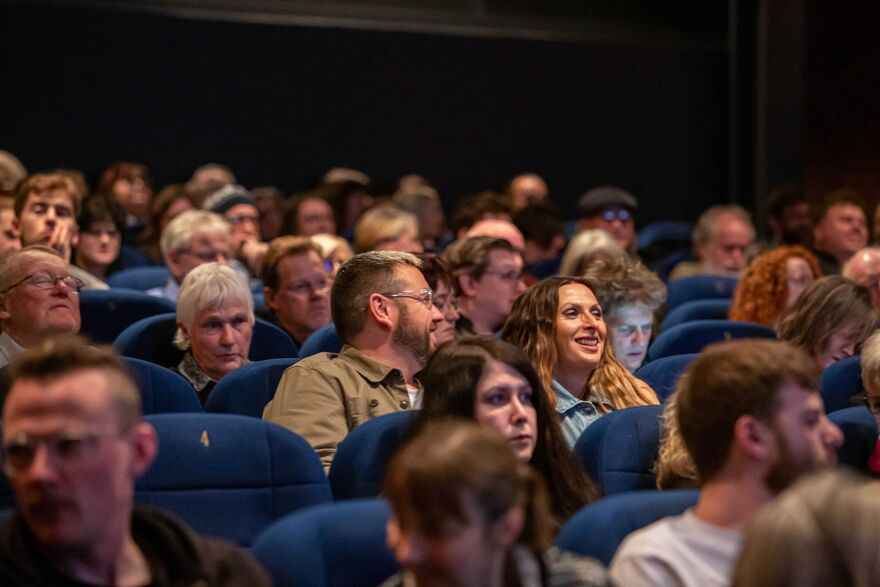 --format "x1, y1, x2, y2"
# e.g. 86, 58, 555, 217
843, 247, 880, 308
